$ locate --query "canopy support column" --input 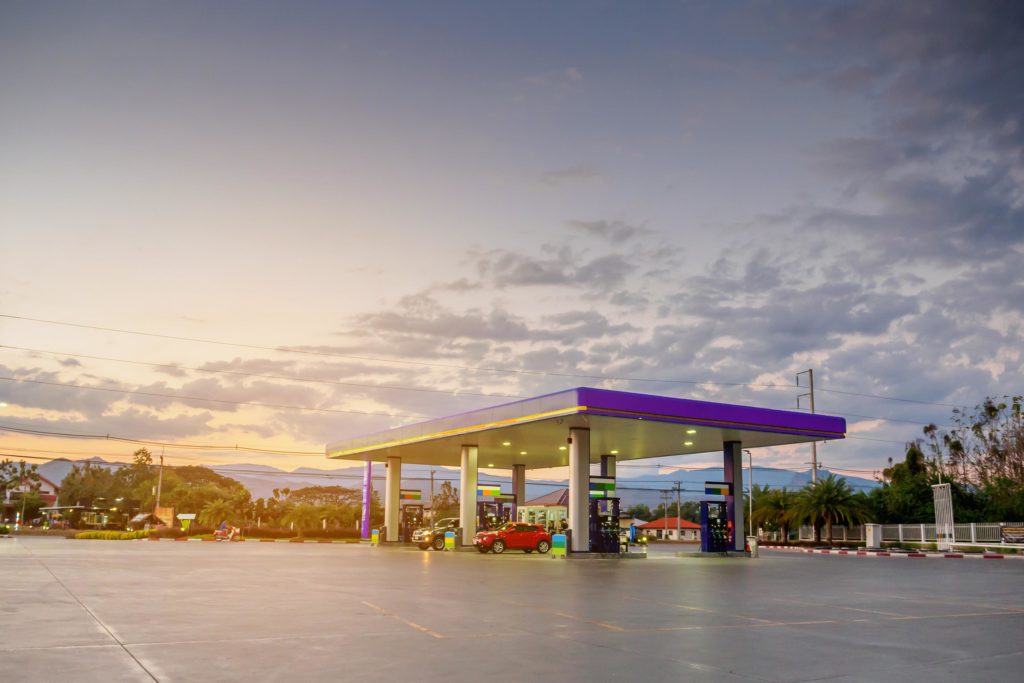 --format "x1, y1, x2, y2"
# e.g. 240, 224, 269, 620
512, 464, 526, 521
459, 445, 478, 546
568, 428, 590, 552
724, 440, 744, 552
384, 456, 401, 542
